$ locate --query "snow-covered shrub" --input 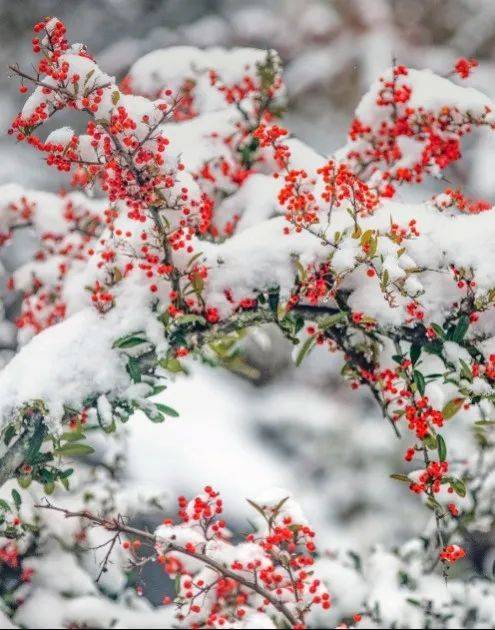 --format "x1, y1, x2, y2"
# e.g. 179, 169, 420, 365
1, 14, 495, 629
